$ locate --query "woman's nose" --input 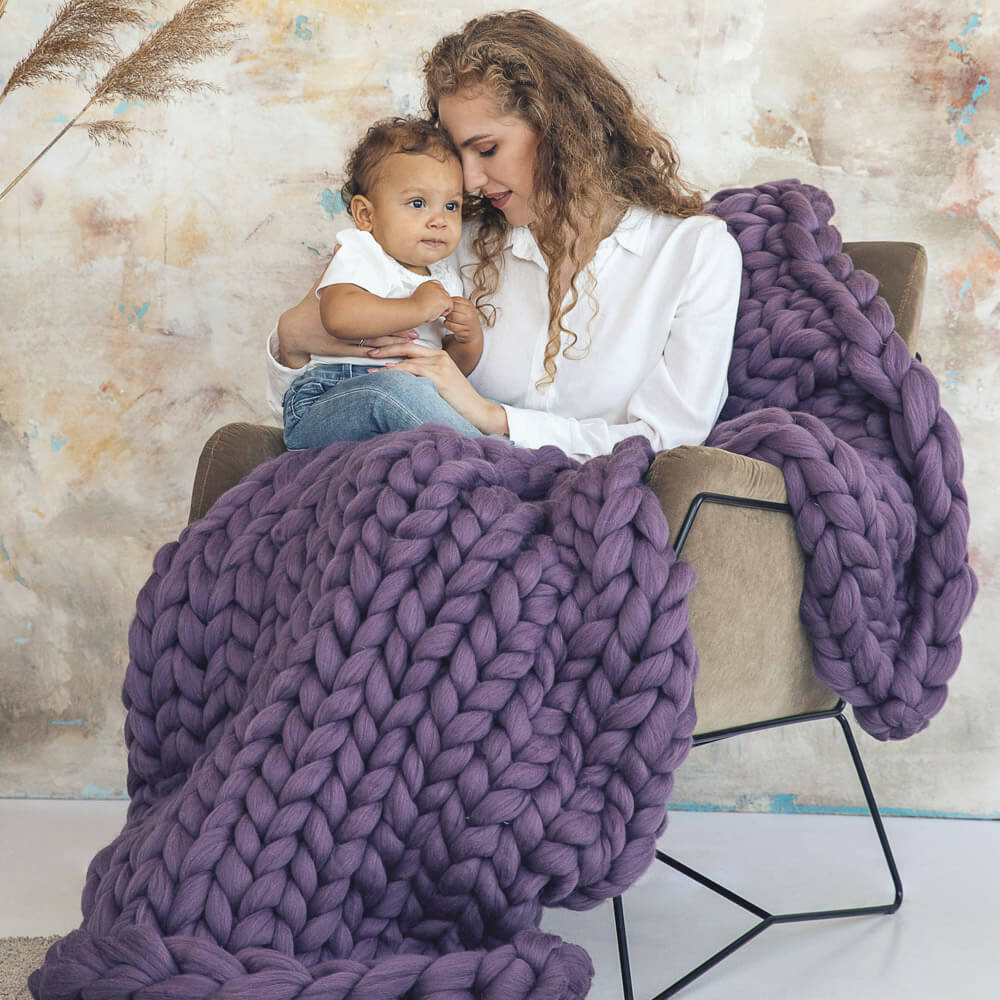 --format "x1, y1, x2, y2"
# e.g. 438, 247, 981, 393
462, 157, 487, 193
